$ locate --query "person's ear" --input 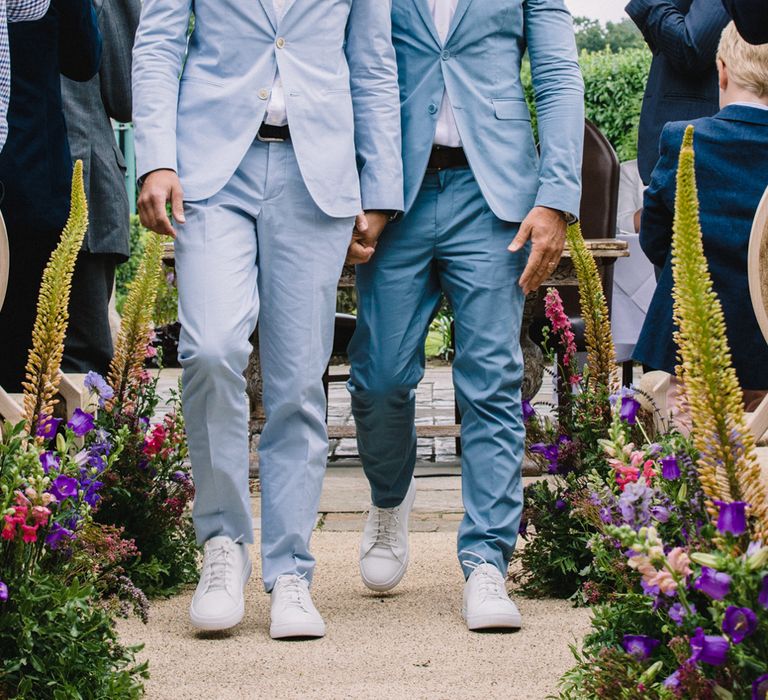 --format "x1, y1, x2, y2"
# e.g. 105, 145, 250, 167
717, 58, 728, 92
